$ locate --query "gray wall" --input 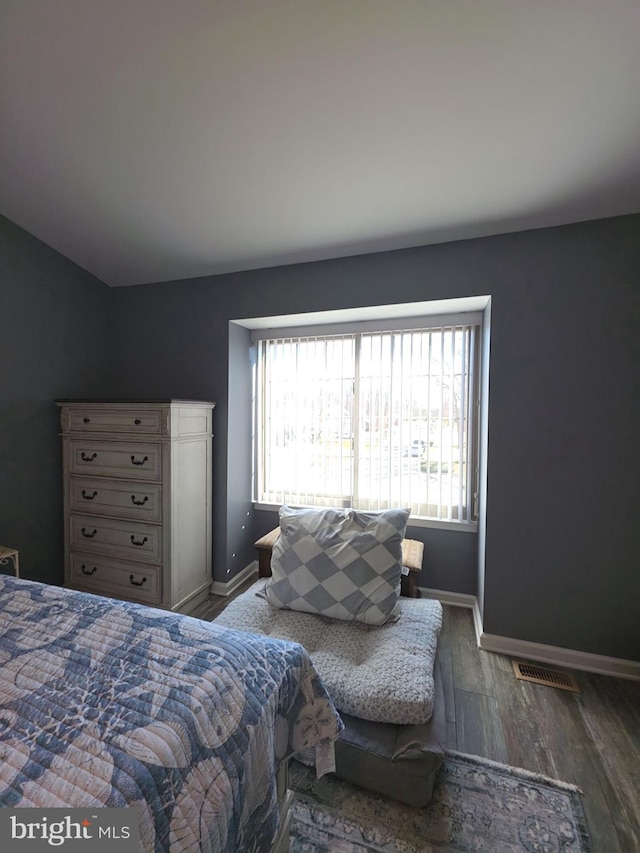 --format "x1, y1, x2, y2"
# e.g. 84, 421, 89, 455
482, 220, 640, 658
475, 298, 492, 621
0, 216, 113, 583
110, 213, 640, 662
3, 211, 637, 662
226, 322, 255, 579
